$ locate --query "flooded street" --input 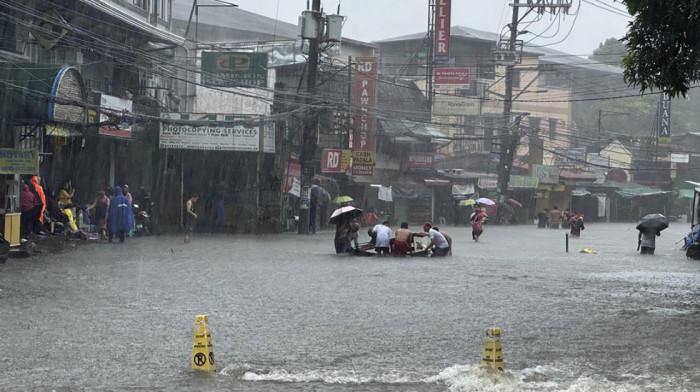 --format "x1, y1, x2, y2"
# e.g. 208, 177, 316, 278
1, 223, 699, 391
